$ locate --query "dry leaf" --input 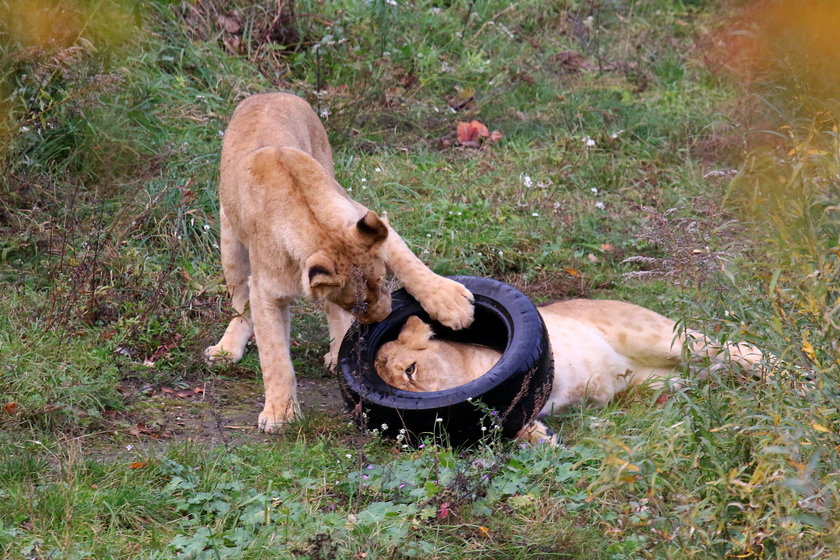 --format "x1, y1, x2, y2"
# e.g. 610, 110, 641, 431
552, 51, 595, 73
437, 501, 451, 519
456, 120, 502, 147
3, 402, 17, 414
129, 461, 148, 470
217, 12, 242, 34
